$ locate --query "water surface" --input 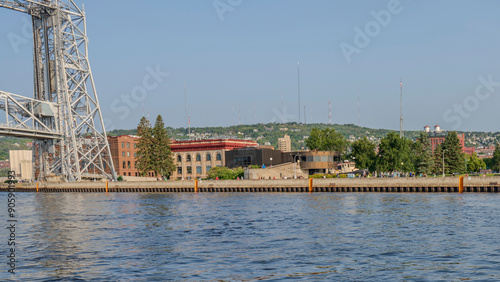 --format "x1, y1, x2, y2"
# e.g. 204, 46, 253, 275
1, 192, 499, 281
